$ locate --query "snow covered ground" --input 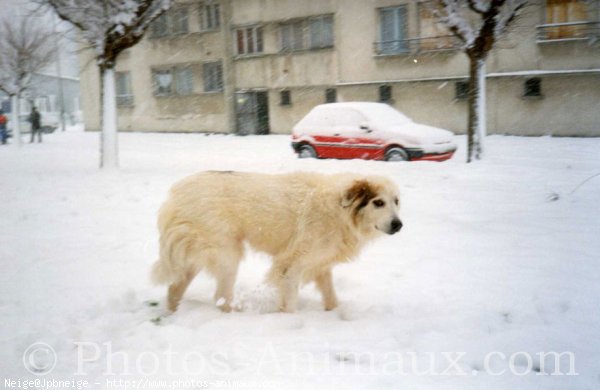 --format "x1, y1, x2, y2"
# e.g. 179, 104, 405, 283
1, 128, 599, 390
